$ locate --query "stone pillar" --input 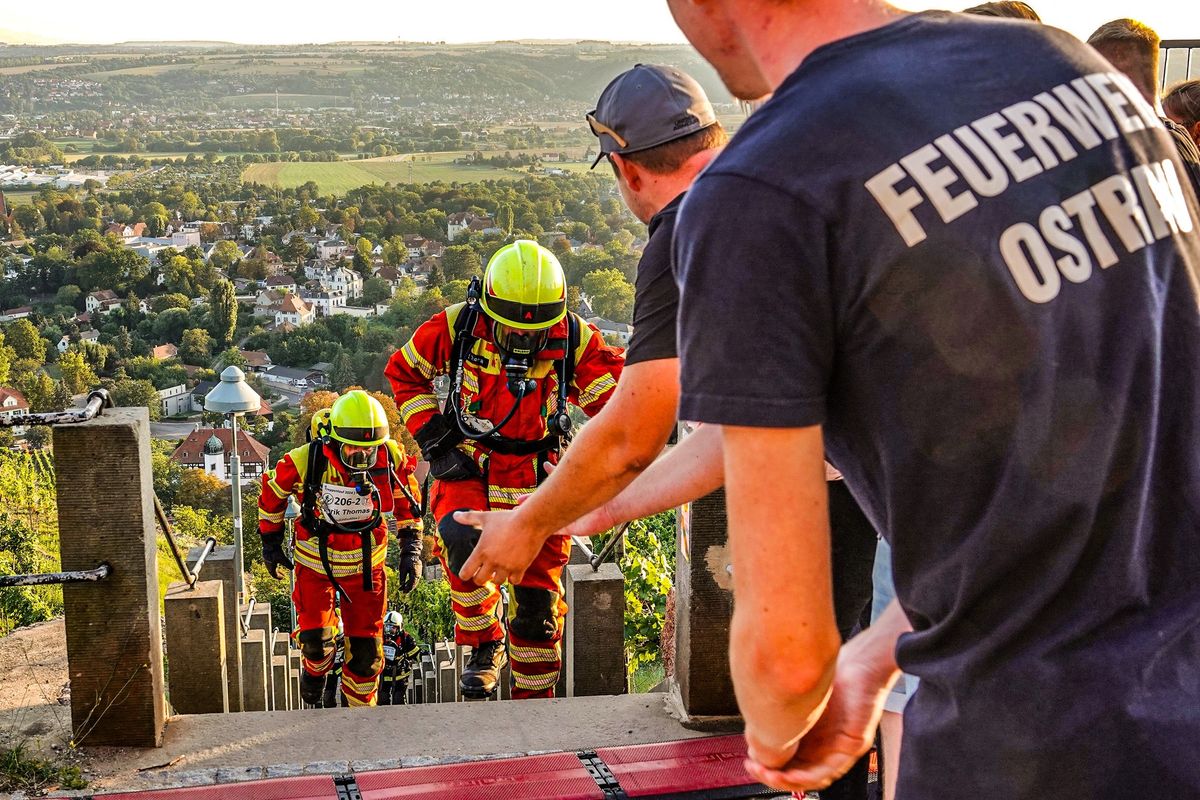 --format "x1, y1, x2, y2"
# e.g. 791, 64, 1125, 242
246, 605, 272, 708
671, 488, 738, 720
554, 545, 593, 698
187, 546, 243, 712
437, 643, 456, 703
163, 580, 228, 714
565, 562, 626, 697
289, 650, 302, 707
500, 659, 512, 701
54, 407, 165, 747
421, 655, 437, 704
457, 646, 469, 702
240, 629, 269, 712
272, 632, 290, 709
271, 655, 290, 711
